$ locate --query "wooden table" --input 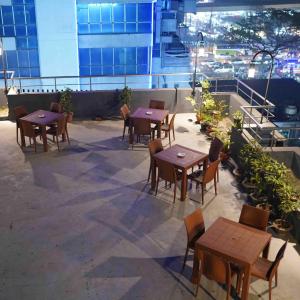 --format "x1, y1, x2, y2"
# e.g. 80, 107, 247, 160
20, 110, 64, 152
152, 144, 208, 201
191, 217, 271, 300
129, 107, 169, 143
